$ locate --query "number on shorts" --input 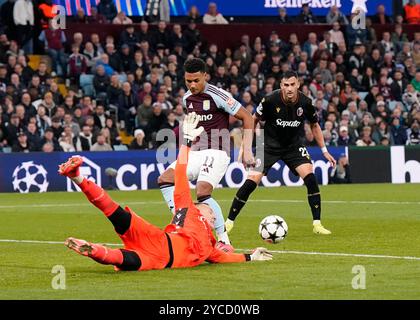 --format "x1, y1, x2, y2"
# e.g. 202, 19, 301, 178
299, 147, 310, 159
203, 156, 215, 168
